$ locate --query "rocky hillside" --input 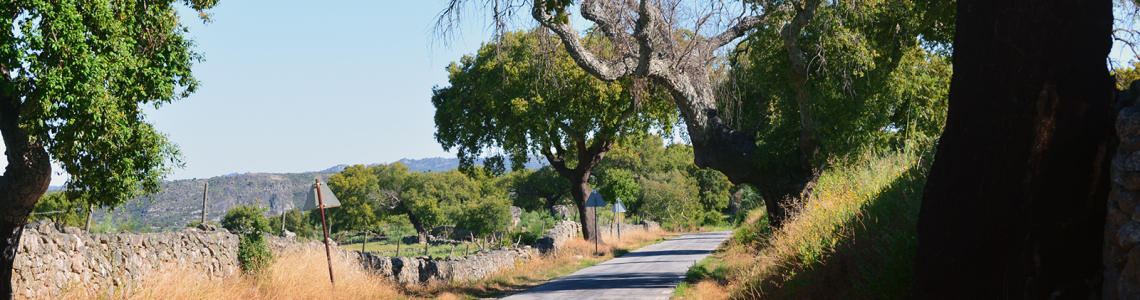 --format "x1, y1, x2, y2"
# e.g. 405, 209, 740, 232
101, 157, 546, 230
106, 172, 336, 229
